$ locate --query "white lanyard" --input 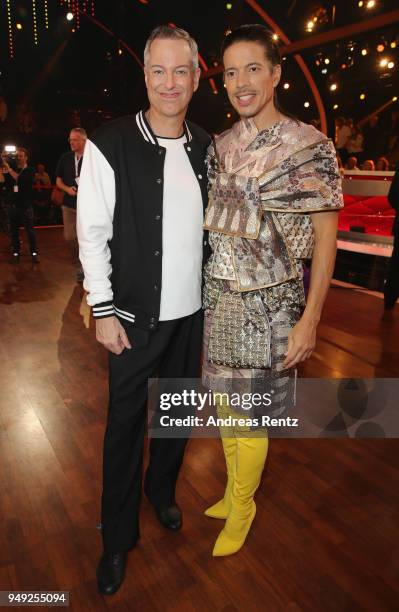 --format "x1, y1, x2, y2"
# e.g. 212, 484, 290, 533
74, 154, 81, 178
